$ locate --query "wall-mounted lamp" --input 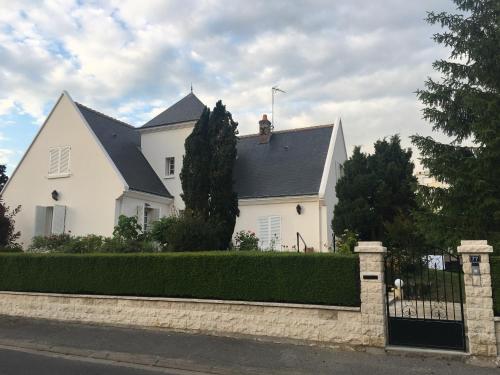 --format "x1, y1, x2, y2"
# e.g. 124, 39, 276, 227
296, 204, 302, 215
51, 190, 59, 201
